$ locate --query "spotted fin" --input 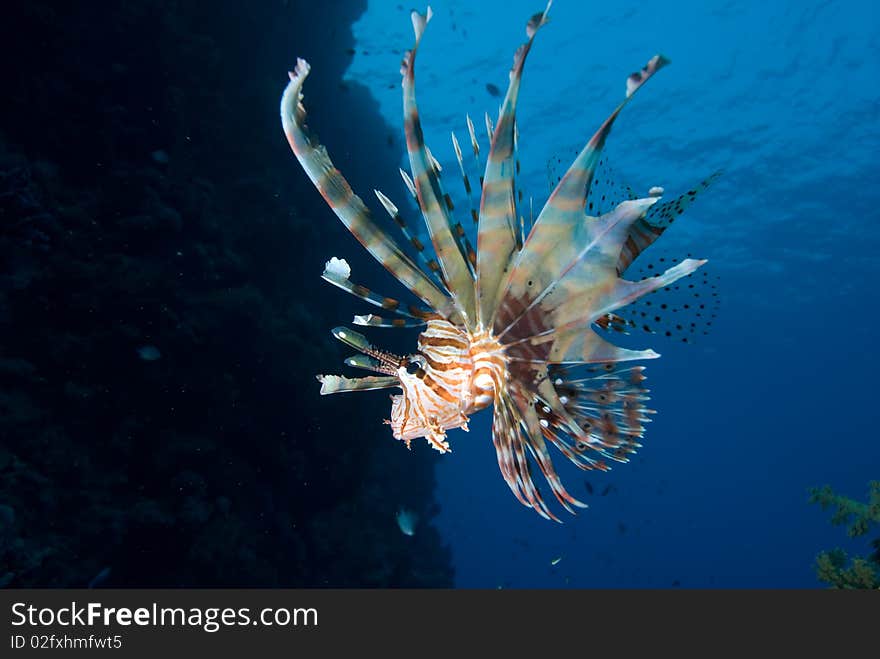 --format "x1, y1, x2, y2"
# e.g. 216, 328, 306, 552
496, 191, 706, 357
542, 363, 653, 469
489, 358, 653, 519
617, 171, 722, 275
493, 54, 670, 332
